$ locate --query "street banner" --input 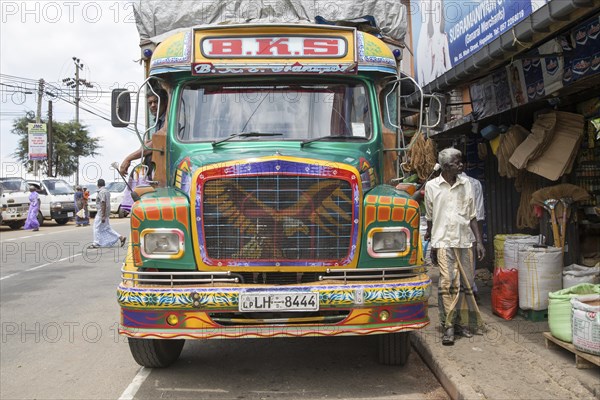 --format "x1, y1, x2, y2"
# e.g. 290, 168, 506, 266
27, 123, 47, 161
